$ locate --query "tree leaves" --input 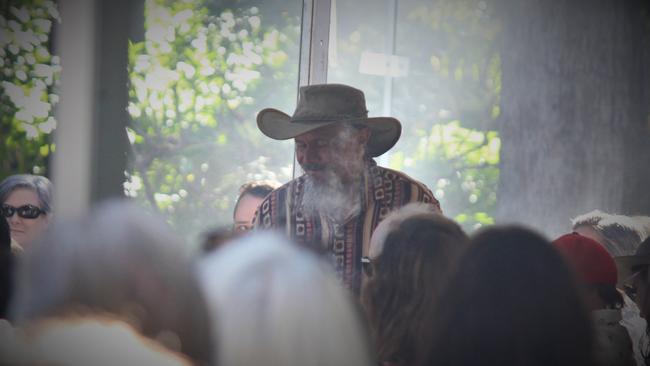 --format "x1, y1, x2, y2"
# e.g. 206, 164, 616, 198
126, 0, 300, 240
1, 0, 60, 177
